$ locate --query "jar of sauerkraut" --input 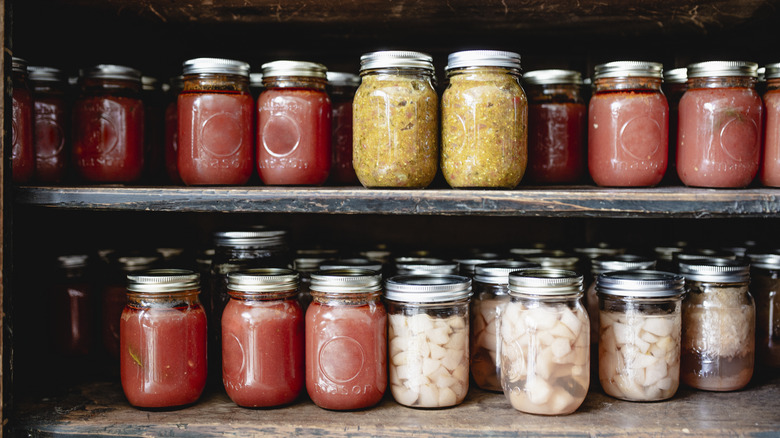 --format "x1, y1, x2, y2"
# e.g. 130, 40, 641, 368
385, 274, 472, 408
679, 259, 755, 391
500, 269, 589, 415
597, 270, 685, 401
